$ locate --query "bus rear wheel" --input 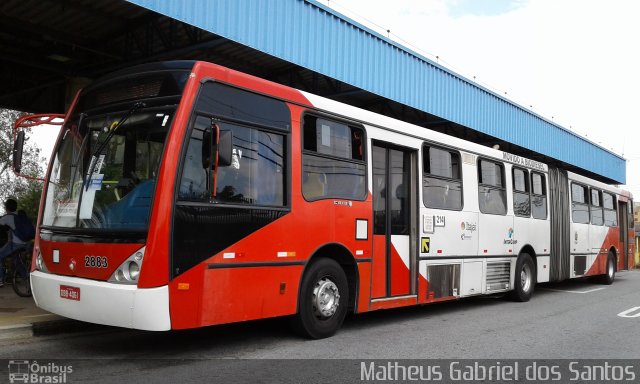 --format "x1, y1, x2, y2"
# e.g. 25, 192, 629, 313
293, 258, 348, 339
599, 251, 616, 285
510, 253, 535, 302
